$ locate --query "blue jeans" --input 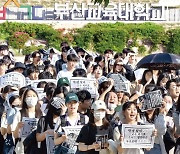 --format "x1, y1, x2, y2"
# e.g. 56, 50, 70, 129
145, 144, 161, 154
